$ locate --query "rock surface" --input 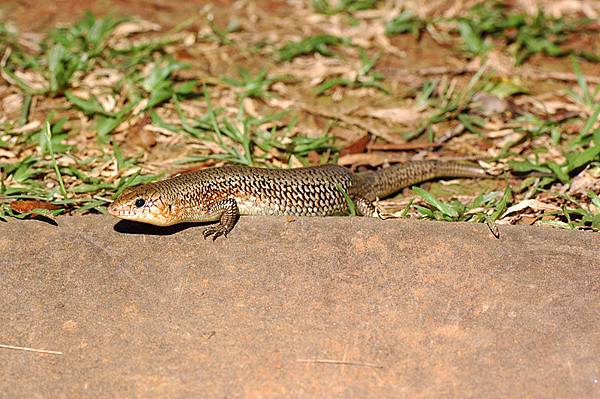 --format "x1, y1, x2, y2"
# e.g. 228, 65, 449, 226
1, 215, 599, 398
